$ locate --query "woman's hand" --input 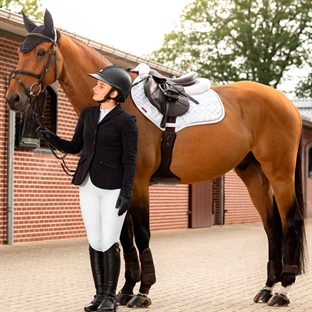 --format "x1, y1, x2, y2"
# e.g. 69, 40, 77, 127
115, 195, 130, 216
36, 127, 56, 141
